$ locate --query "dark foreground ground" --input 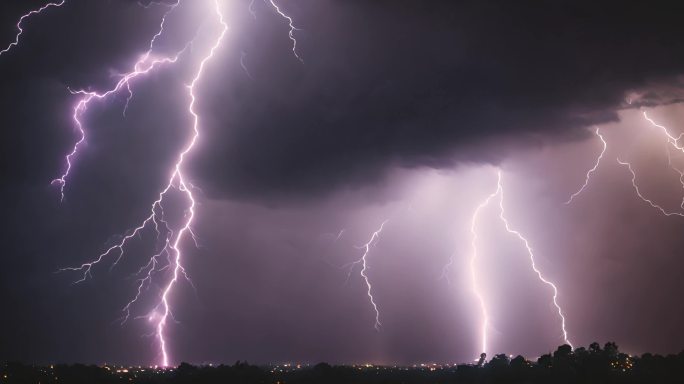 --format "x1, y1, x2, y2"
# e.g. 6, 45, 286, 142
3, 343, 684, 383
